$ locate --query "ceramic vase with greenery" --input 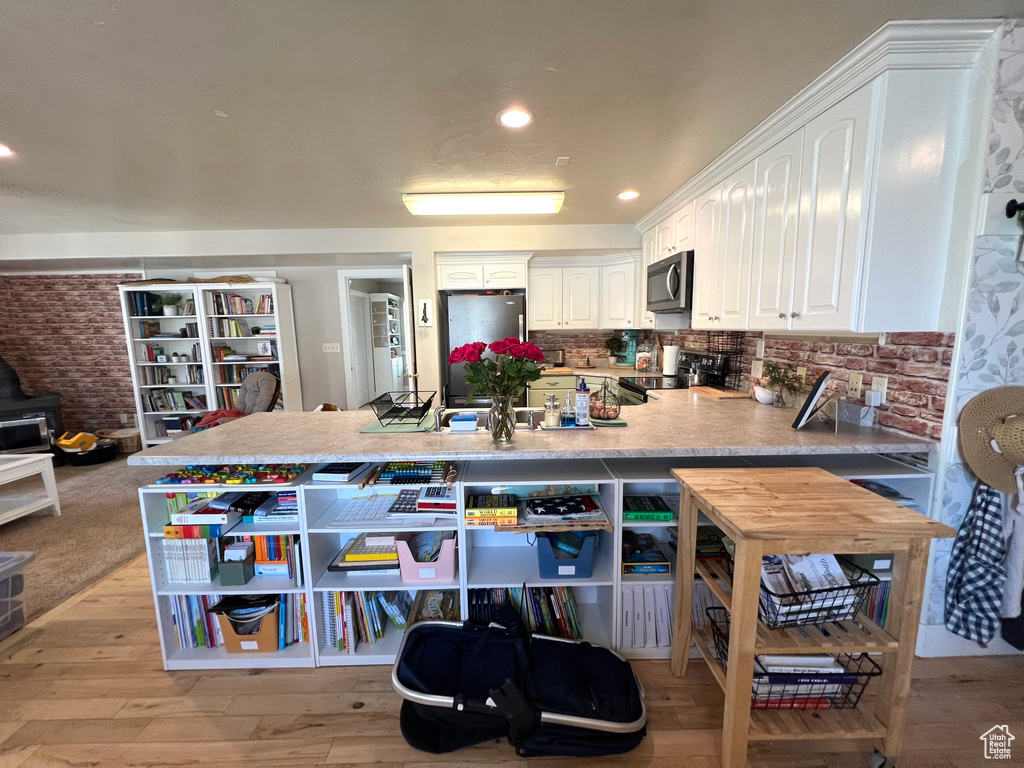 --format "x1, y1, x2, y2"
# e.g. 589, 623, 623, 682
161, 293, 183, 317
761, 361, 801, 407
604, 336, 624, 367
447, 338, 545, 442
